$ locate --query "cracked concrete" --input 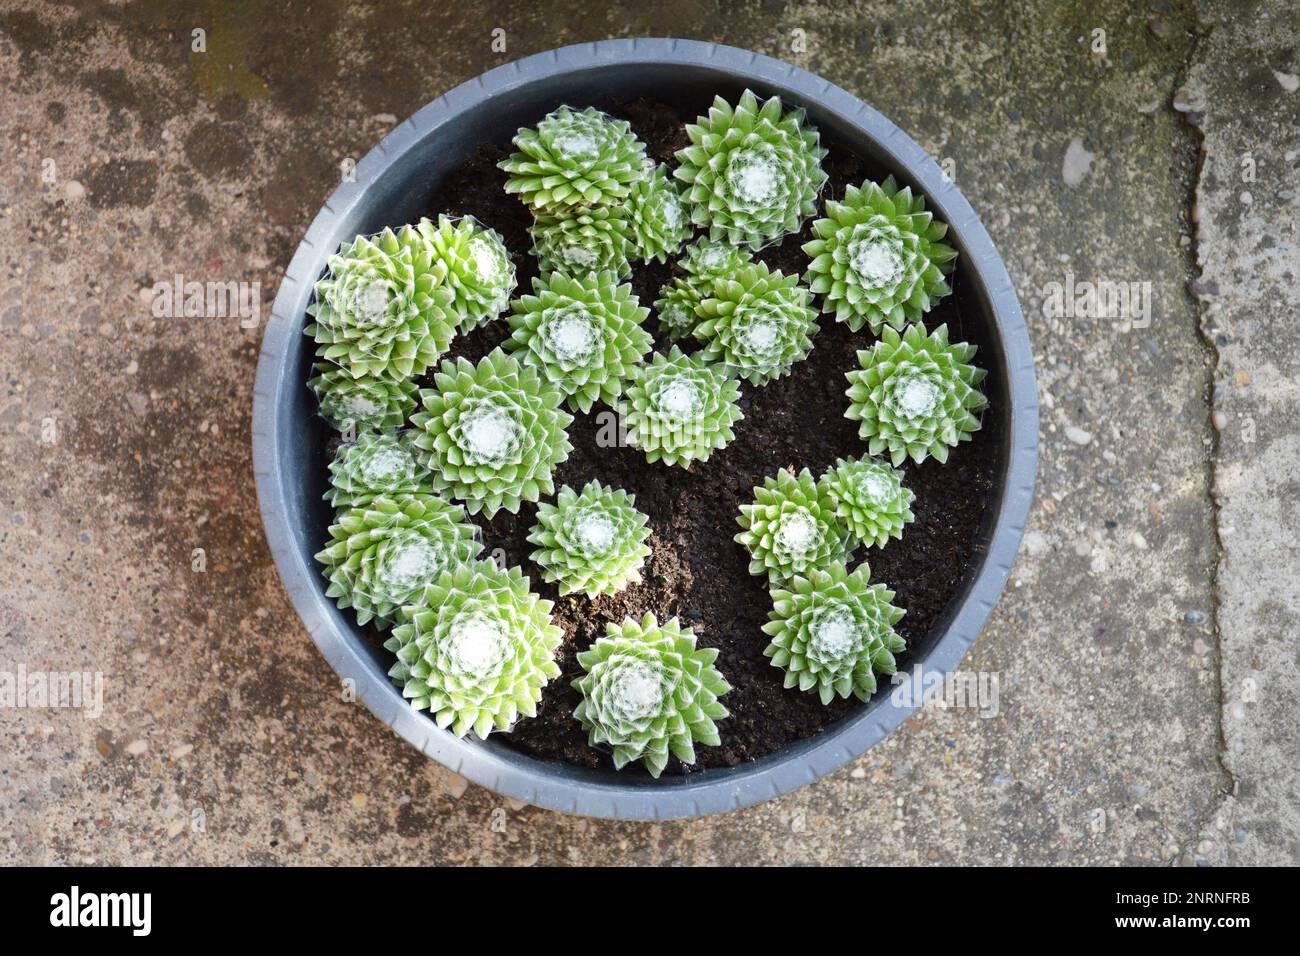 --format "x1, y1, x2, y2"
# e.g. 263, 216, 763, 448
0, 0, 1295, 865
